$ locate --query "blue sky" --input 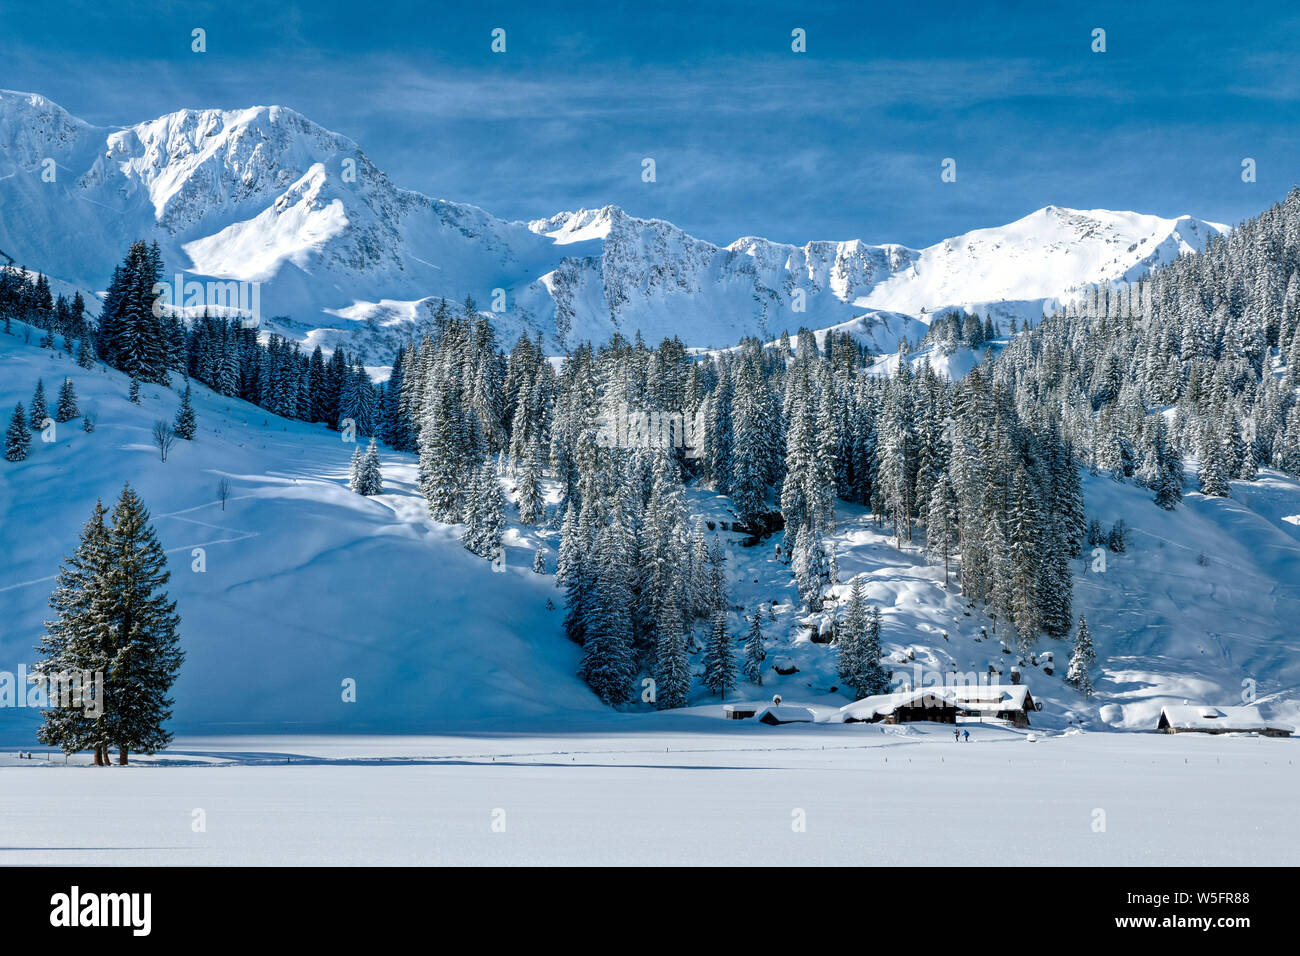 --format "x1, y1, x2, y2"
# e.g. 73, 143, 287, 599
3, 0, 1299, 247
